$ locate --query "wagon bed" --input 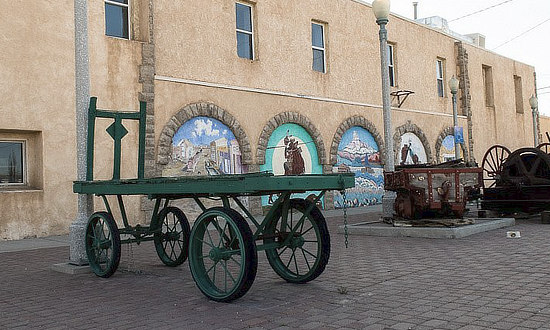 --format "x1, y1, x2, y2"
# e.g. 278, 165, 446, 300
74, 172, 352, 198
